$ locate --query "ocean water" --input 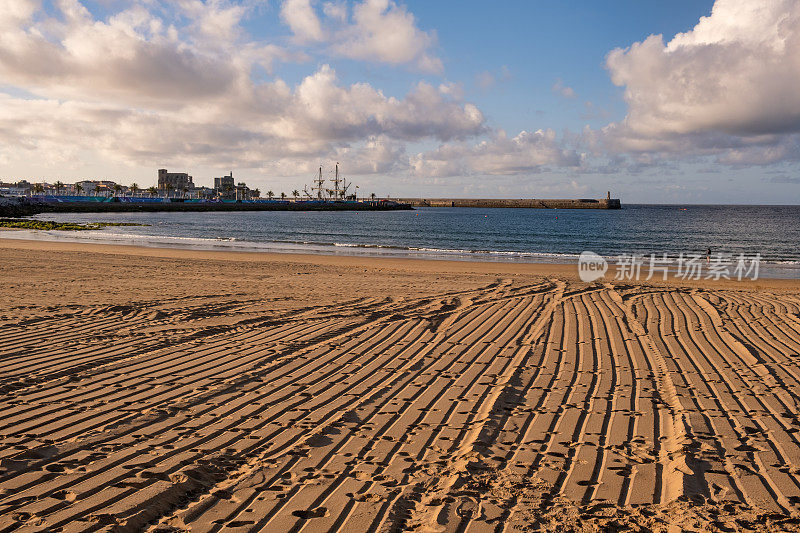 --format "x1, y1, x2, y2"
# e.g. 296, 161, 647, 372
6, 204, 800, 278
